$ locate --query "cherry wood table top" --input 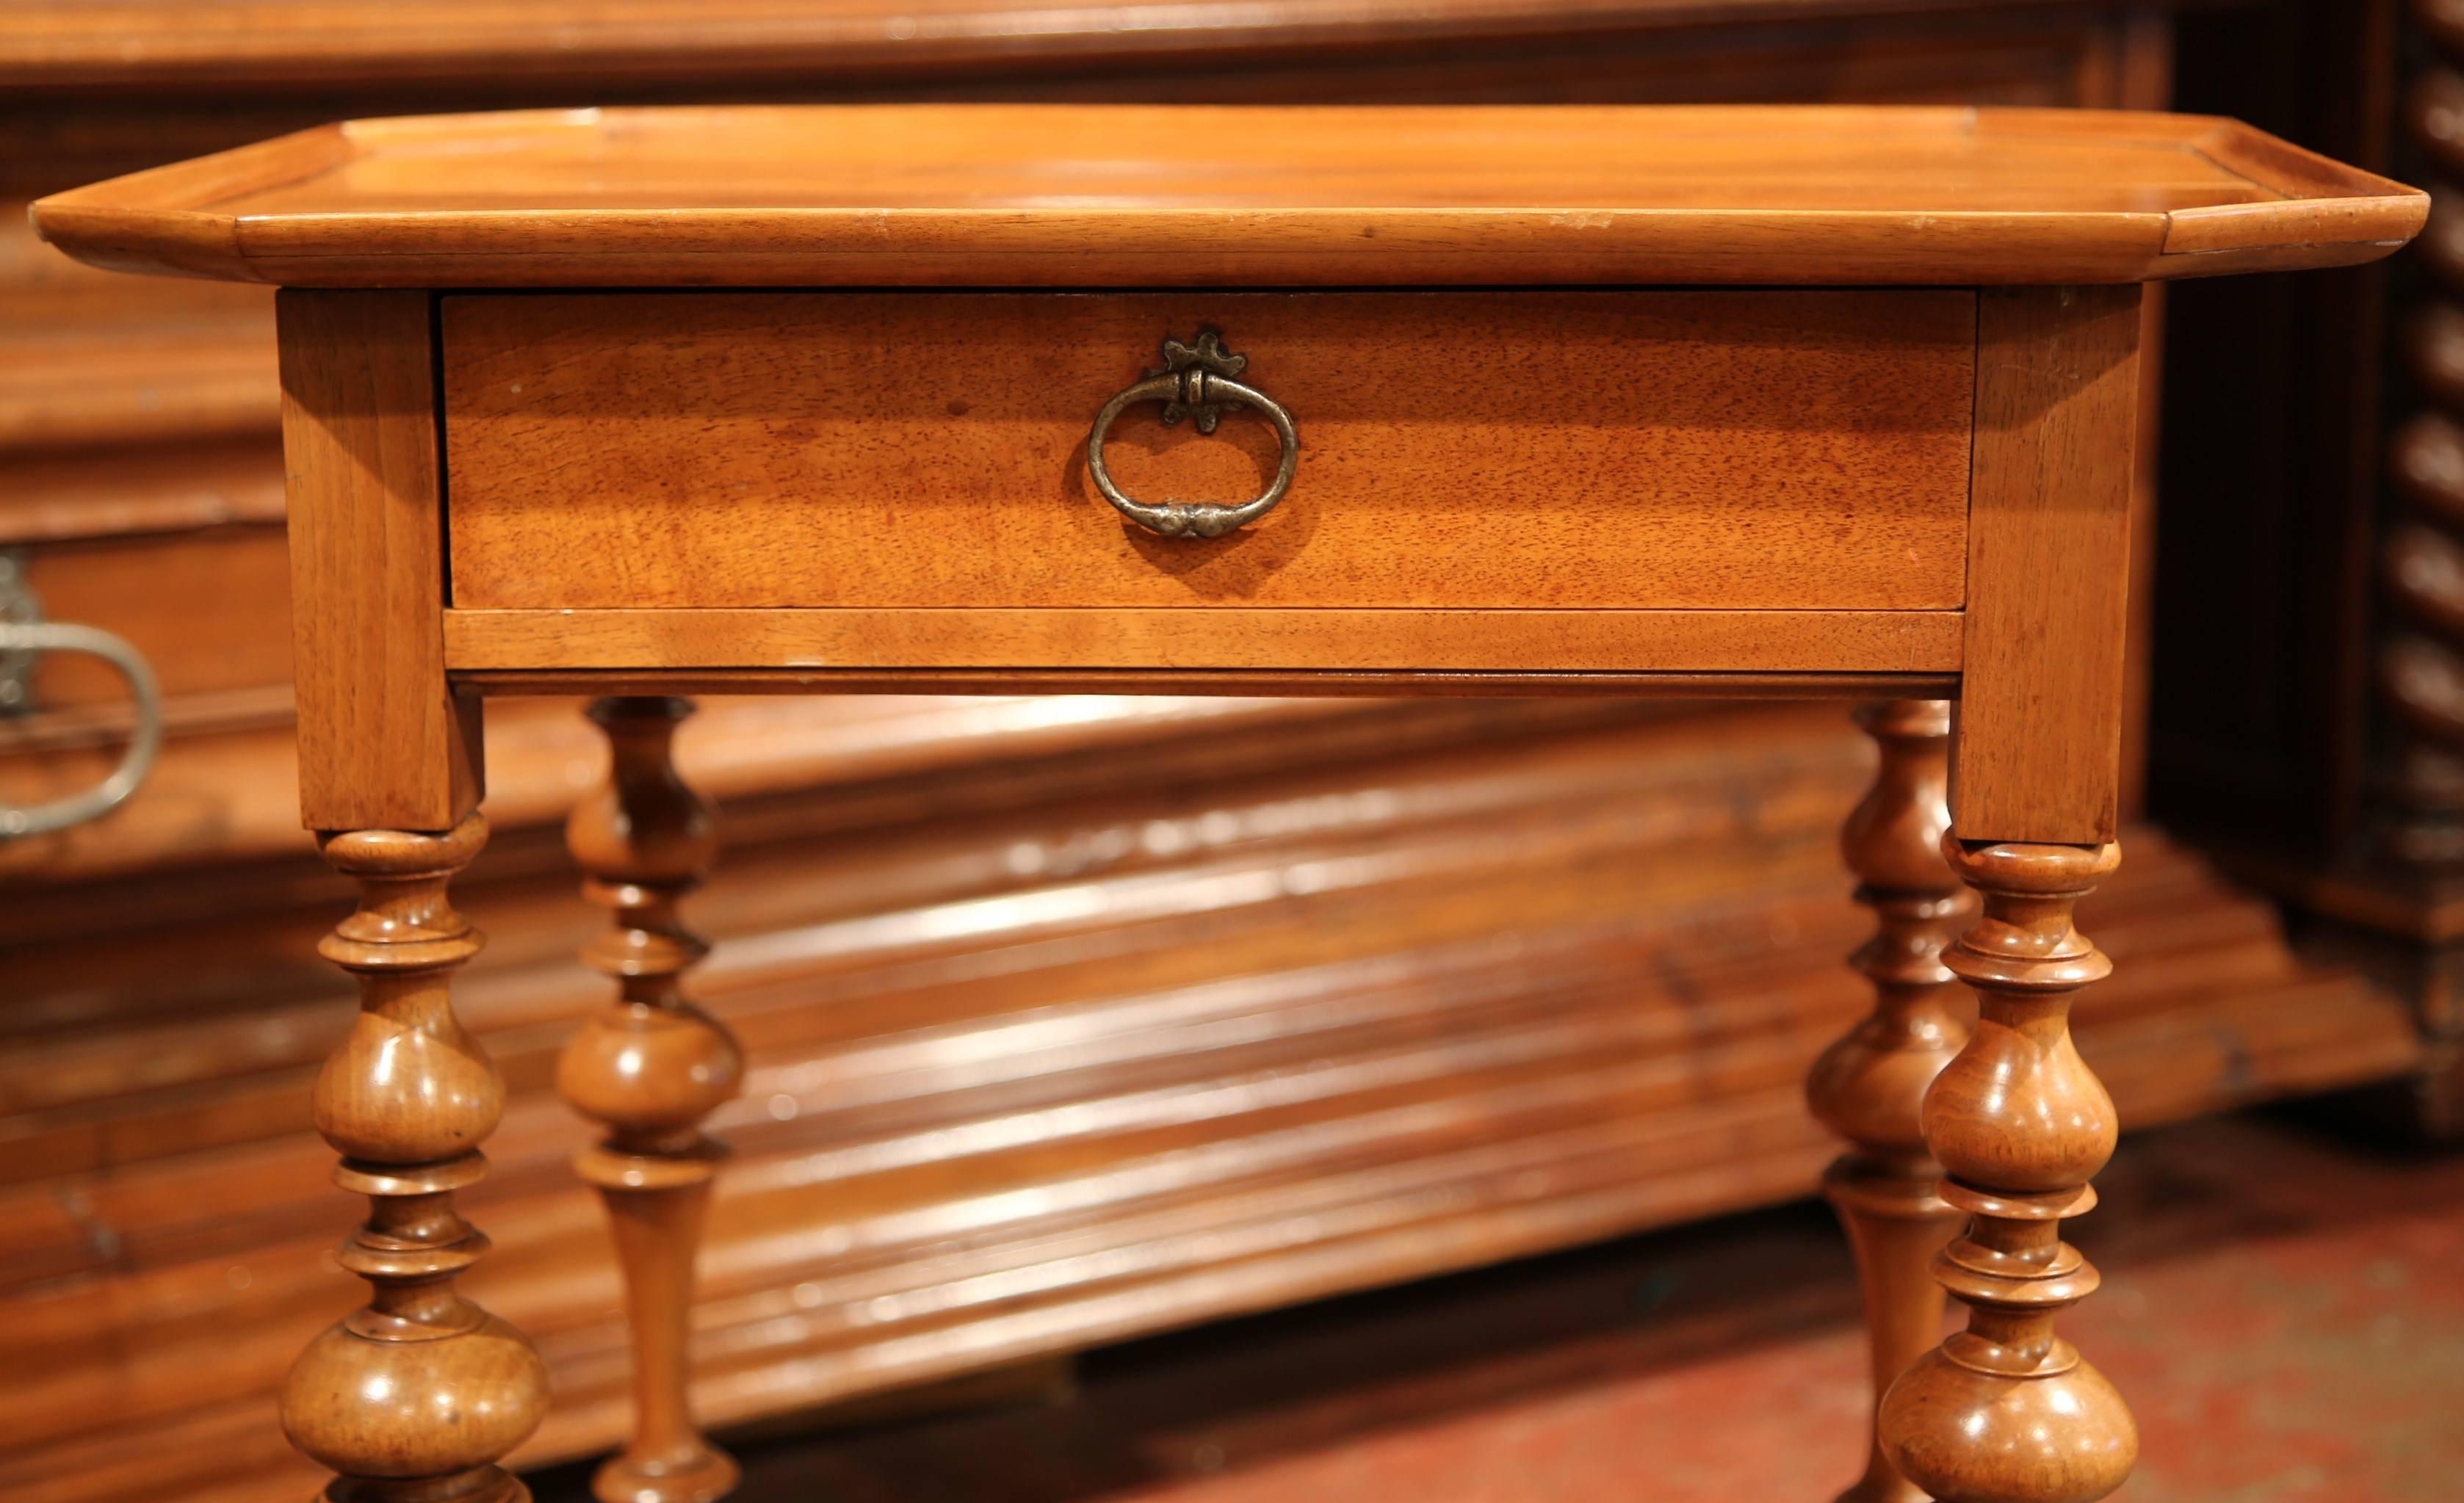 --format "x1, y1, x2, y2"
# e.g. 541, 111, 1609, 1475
30, 104, 2425, 289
